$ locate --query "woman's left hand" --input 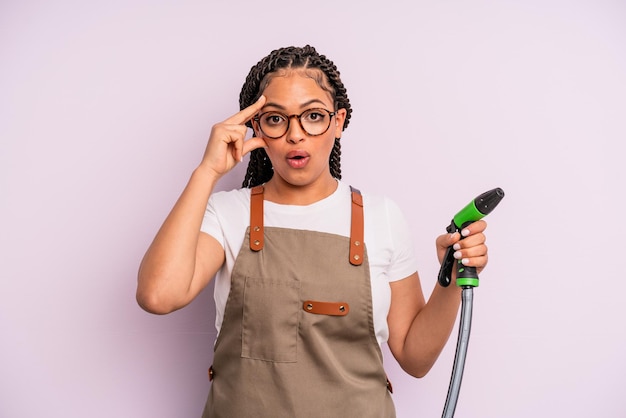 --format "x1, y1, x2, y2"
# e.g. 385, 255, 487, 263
435, 219, 488, 275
